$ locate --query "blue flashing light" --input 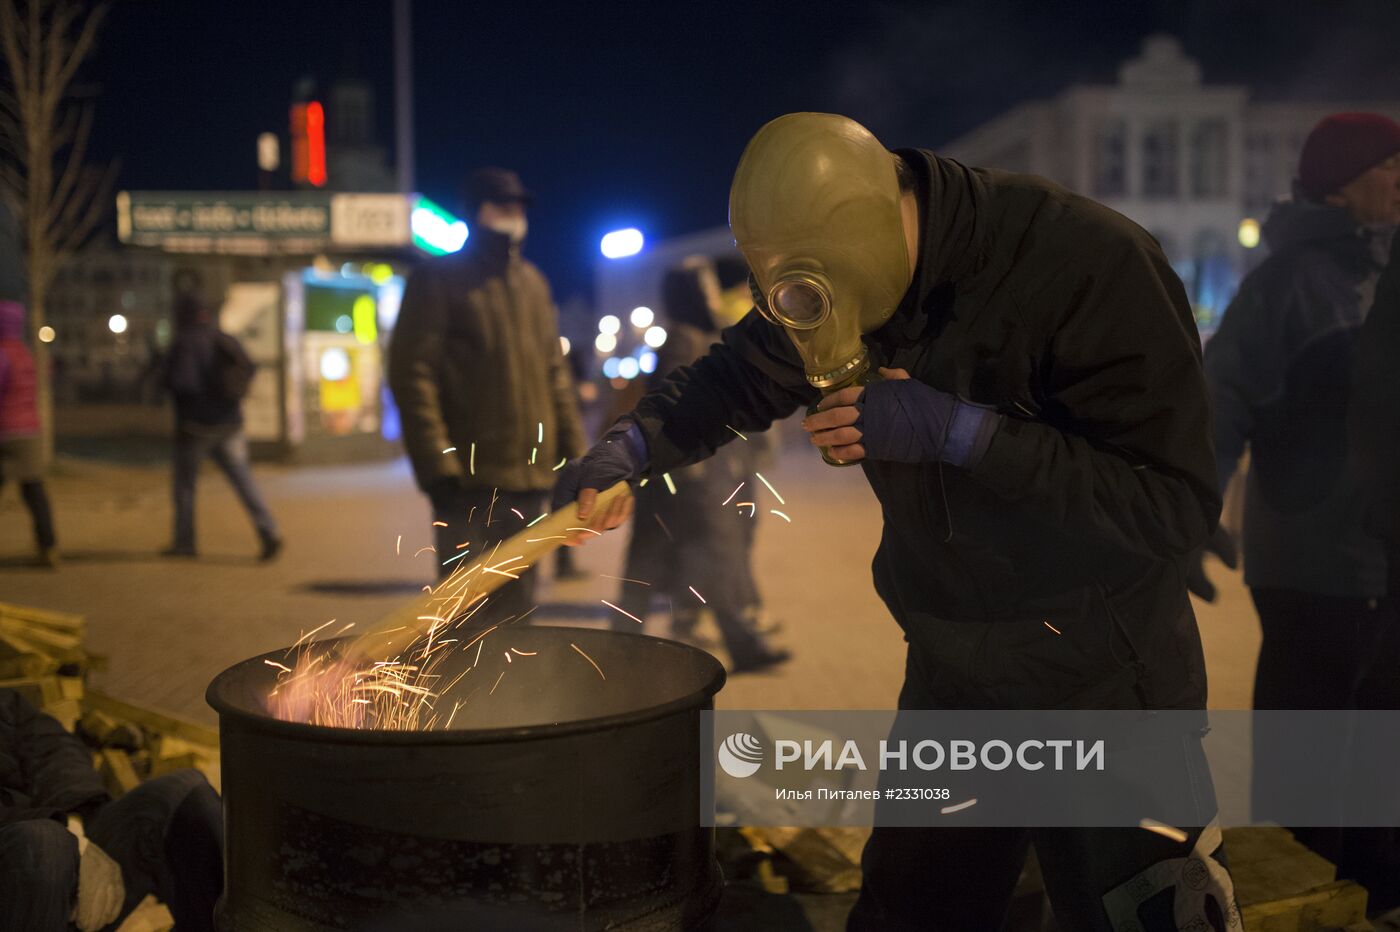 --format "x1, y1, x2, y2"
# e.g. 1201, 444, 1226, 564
601, 357, 622, 379
618, 357, 640, 380
600, 227, 644, 259
638, 350, 658, 374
